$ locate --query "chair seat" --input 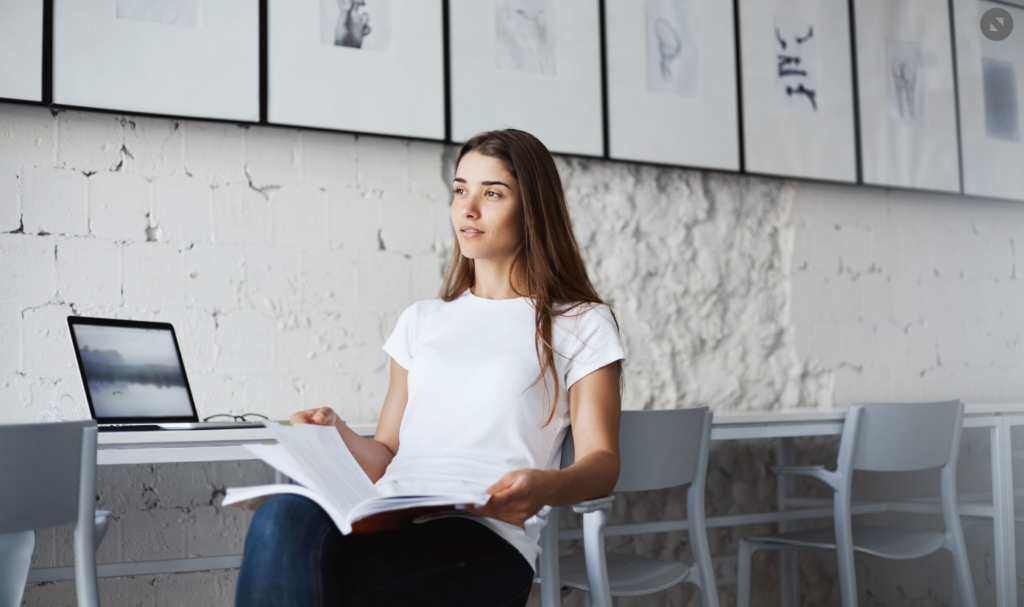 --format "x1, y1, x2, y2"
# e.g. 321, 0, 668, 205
559, 552, 691, 596
745, 525, 946, 560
